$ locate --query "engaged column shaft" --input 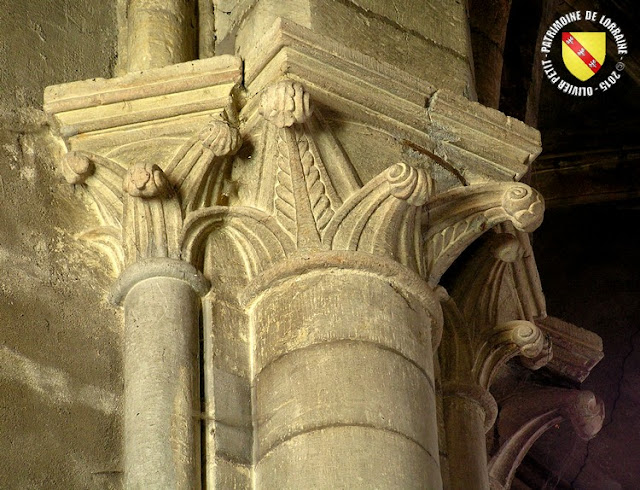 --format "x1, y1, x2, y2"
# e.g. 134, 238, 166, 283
250, 266, 442, 489
122, 275, 201, 489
